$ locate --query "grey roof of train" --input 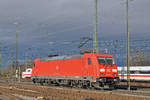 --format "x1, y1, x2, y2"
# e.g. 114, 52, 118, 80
40, 55, 83, 61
